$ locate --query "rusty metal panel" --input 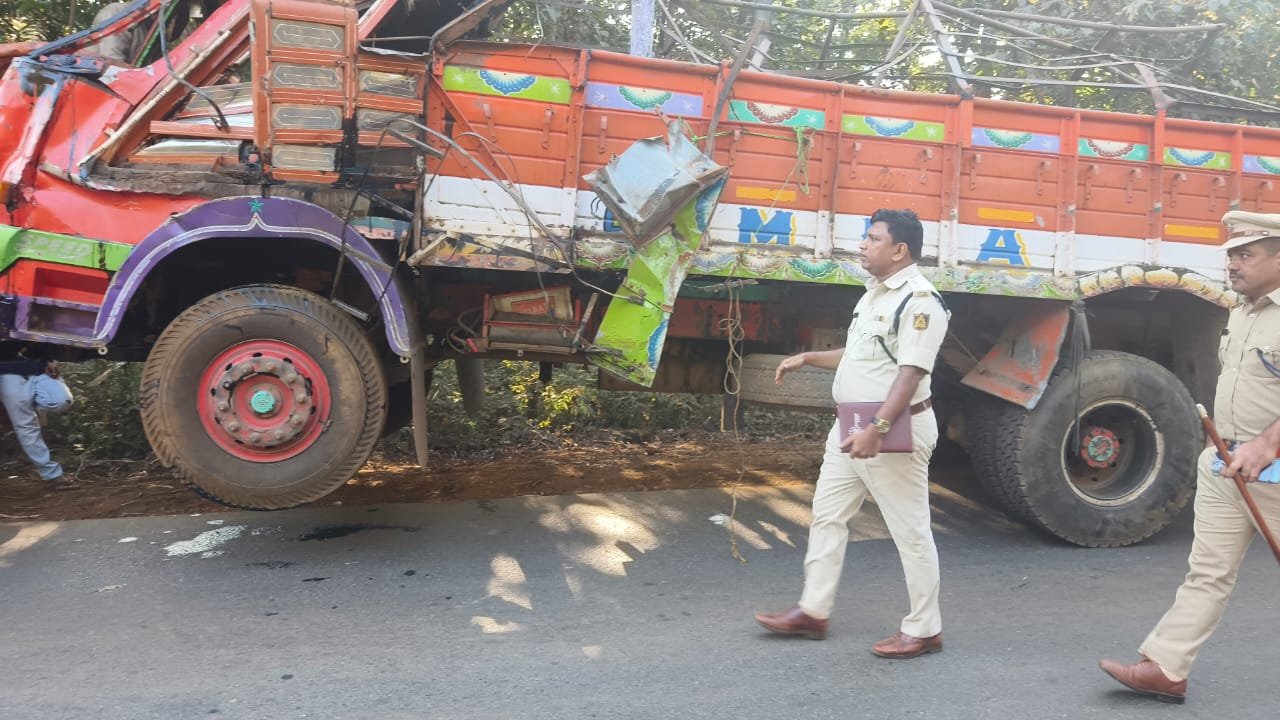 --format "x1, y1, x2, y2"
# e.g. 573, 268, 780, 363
960, 302, 1071, 409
